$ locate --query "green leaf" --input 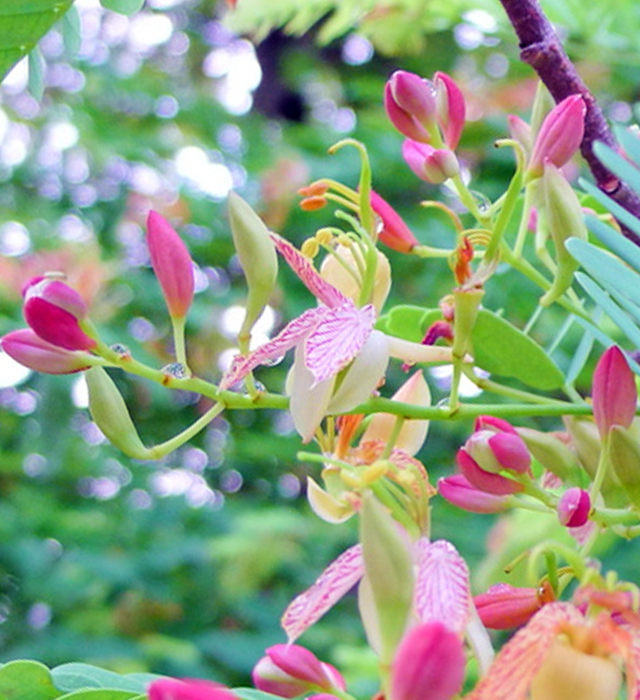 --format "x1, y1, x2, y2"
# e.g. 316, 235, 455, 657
27, 46, 44, 99
587, 215, 640, 275
565, 319, 595, 386
580, 180, 640, 240
614, 124, 640, 169
376, 305, 565, 390
0, 660, 61, 700
52, 665, 156, 695
566, 238, 640, 311
61, 5, 81, 57
593, 140, 640, 196
471, 309, 565, 390
0, 0, 73, 83
575, 273, 640, 347
100, 0, 146, 15
55, 691, 142, 700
